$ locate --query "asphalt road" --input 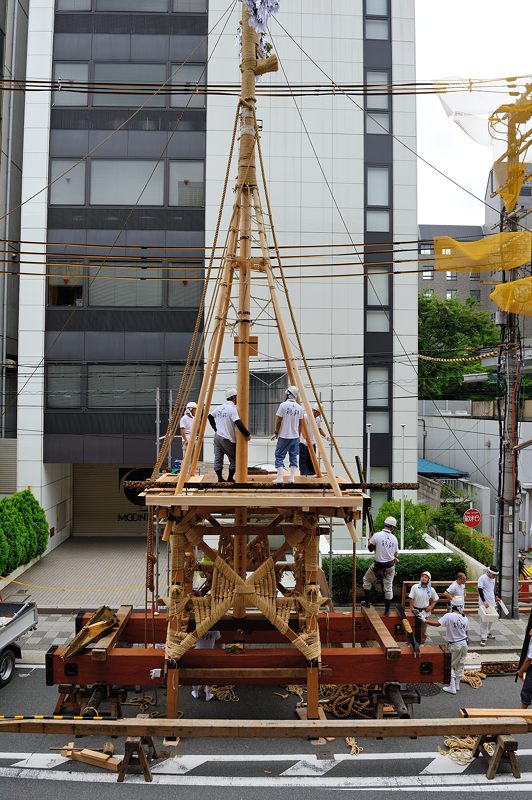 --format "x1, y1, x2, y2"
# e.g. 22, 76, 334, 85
0, 666, 531, 798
